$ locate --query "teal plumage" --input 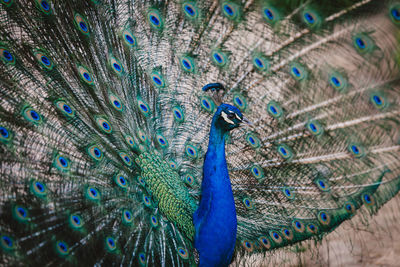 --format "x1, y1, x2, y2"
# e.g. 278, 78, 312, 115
0, 0, 400, 266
